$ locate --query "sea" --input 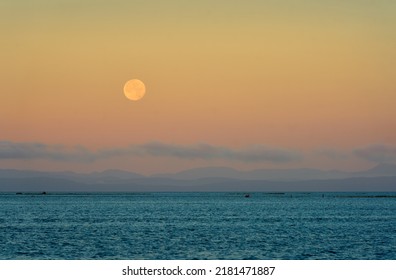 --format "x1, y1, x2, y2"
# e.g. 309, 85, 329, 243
0, 192, 395, 260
